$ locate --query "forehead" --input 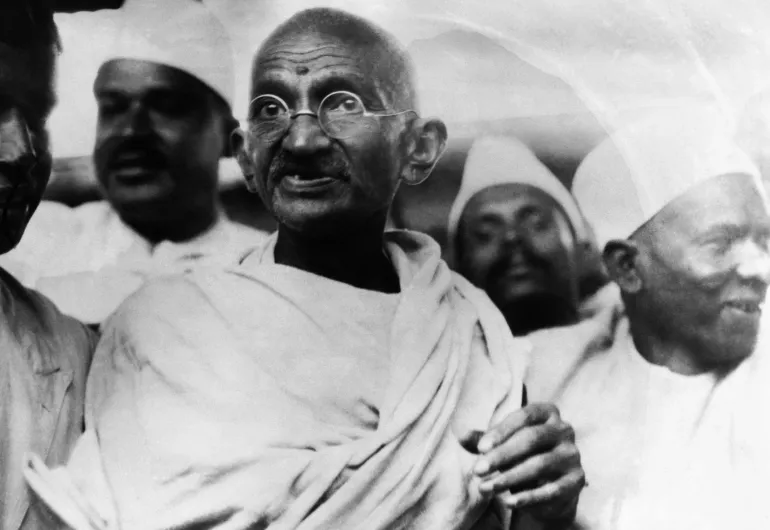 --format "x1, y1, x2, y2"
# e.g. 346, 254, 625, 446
252, 32, 383, 100
463, 184, 563, 221
0, 43, 54, 117
94, 59, 206, 98
650, 173, 770, 236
